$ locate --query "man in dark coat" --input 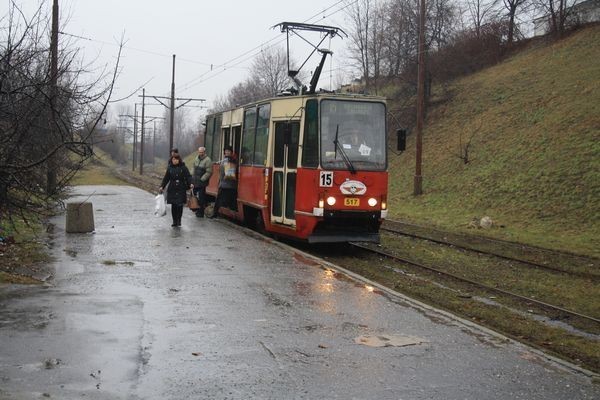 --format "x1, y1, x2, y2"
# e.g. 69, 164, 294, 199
159, 154, 193, 227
